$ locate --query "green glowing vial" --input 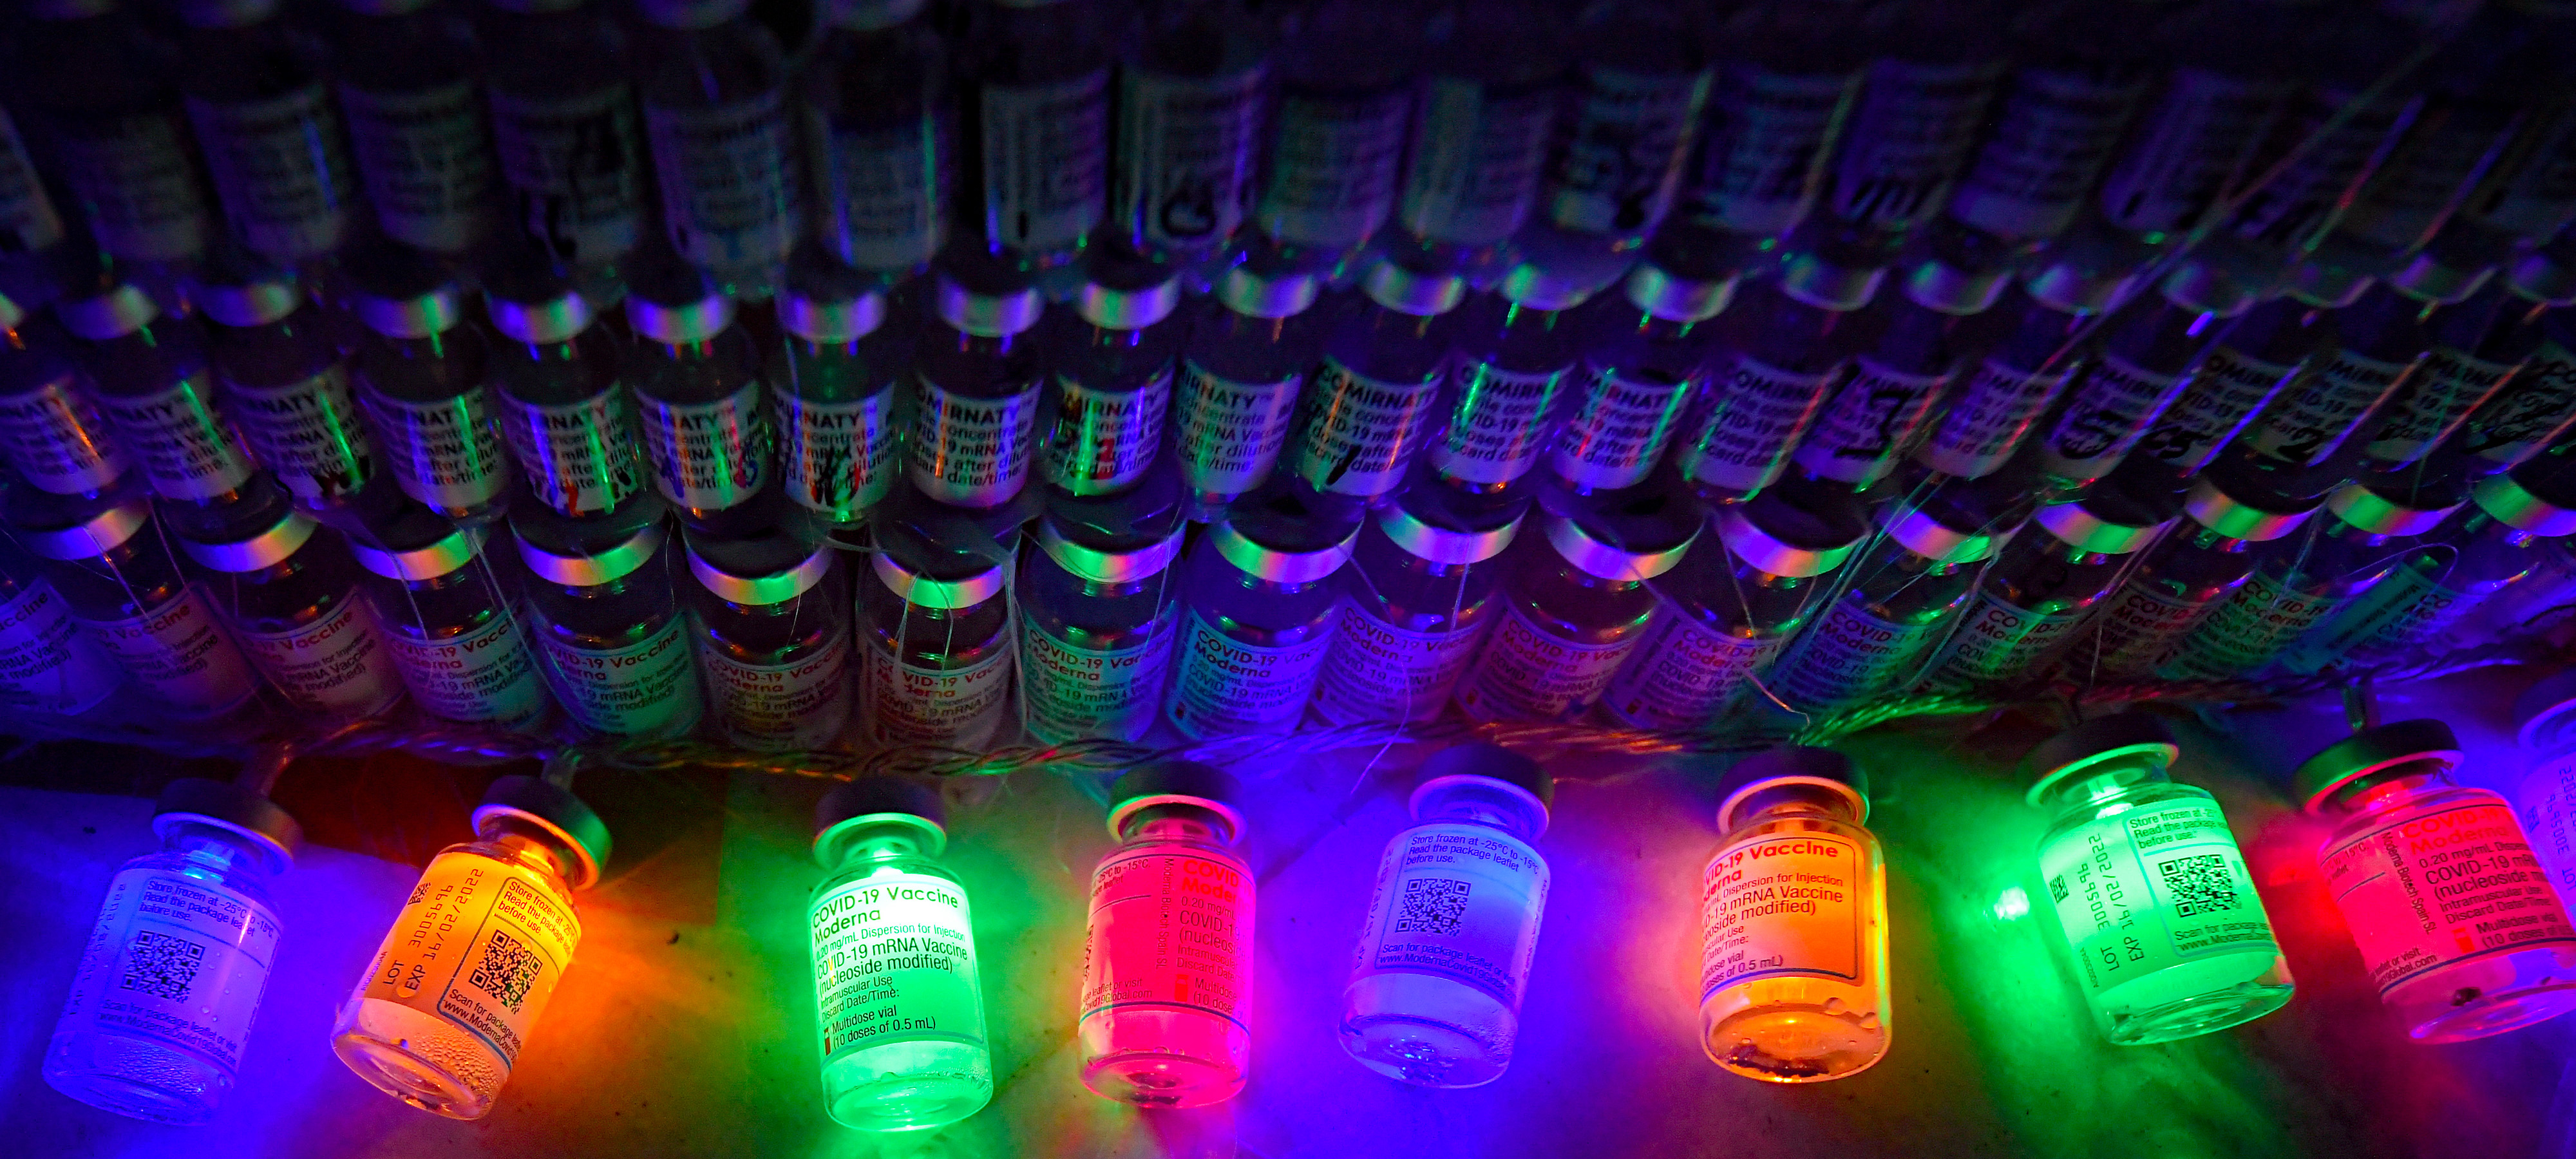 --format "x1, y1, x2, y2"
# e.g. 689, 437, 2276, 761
2025, 713, 2294, 1044
807, 777, 992, 1131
